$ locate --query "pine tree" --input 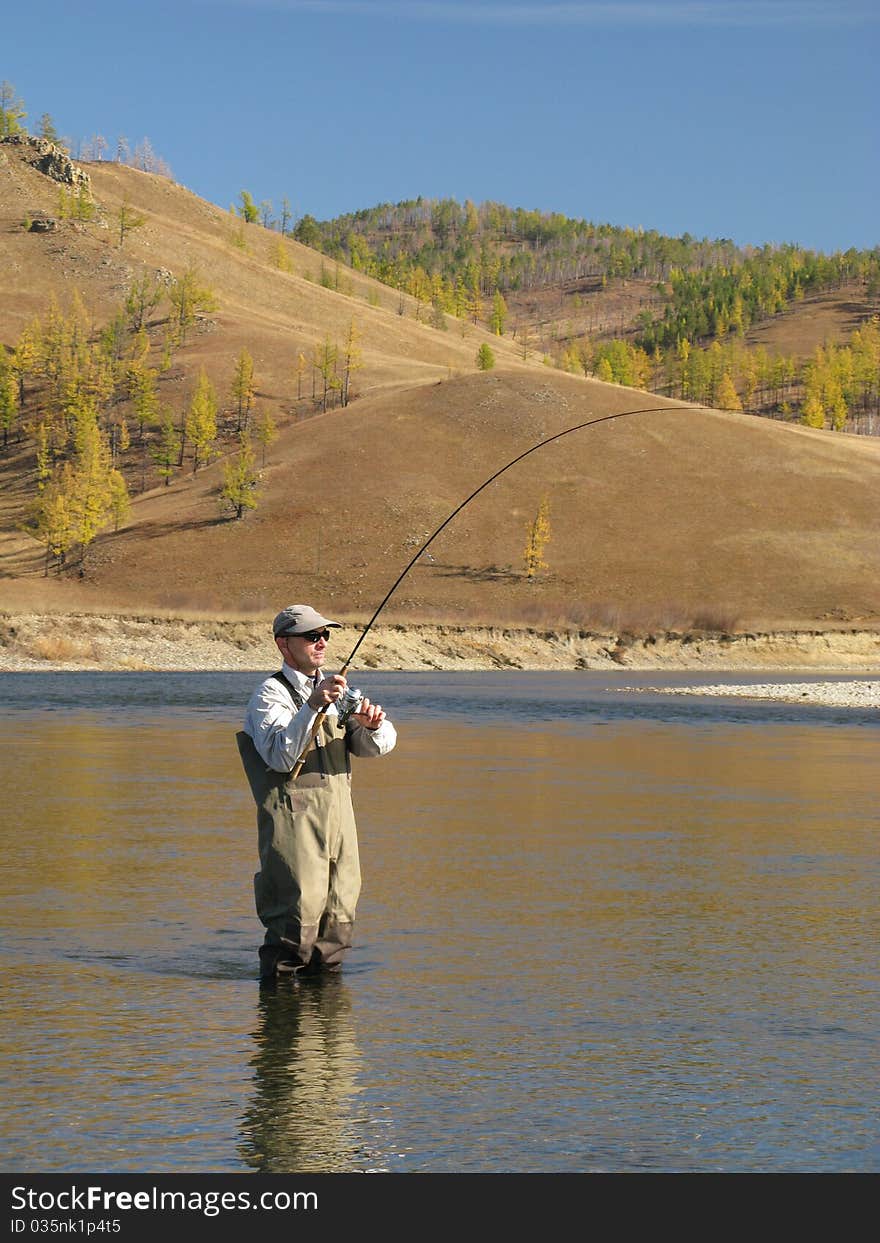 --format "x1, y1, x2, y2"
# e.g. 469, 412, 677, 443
342, 320, 362, 407
716, 372, 742, 411
12, 323, 40, 405
39, 113, 61, 144
254, 407, 277, 466
26, 409, 119, 571
560, 342, 581, 374
130, 366, 159, 440
125, 274, 164, 333
117, 199, 146, 249
58, 186, 96, 222
801, 391, 825, 429
272, 238, 292, 272
107, 469, 131, 531
169, 267, 218, 344
151, 410, 180, 486
34, 422, 52, 490
825, 376, 847, 431
314, 338, 339, 411
490, 290, 508, 336
476, 343, 495, 371
161, 325, 176, 371
26, 464, 76, 575
524, 497, 551, 580
0, 81, 26, 137
185, 368, 218, 472
231, 349, 256, 432
0, 350, 18, 448
237, 191, 259, 224
227, 206, 247, 251
219, 433, 260, 519
69, 417, 115, 561
294, 351, 307, 400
